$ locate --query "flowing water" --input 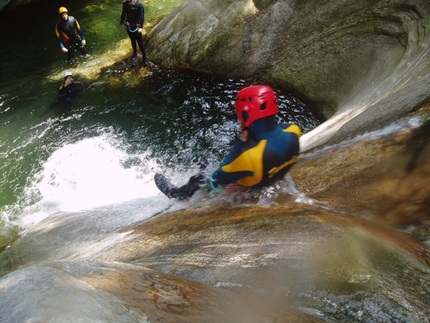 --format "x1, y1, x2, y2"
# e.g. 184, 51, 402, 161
1, 2, 430, 322
0, 0, 321, 250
